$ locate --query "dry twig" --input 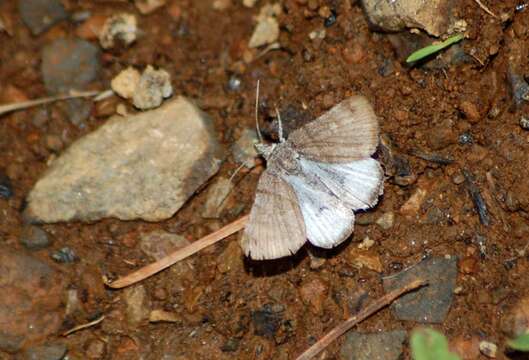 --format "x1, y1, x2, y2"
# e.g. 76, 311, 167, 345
62, 315, 105, 336
296, 279, 427, 360
473, 0, 497, 18
106, 215, 249, 289
0, 90, 104, 117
